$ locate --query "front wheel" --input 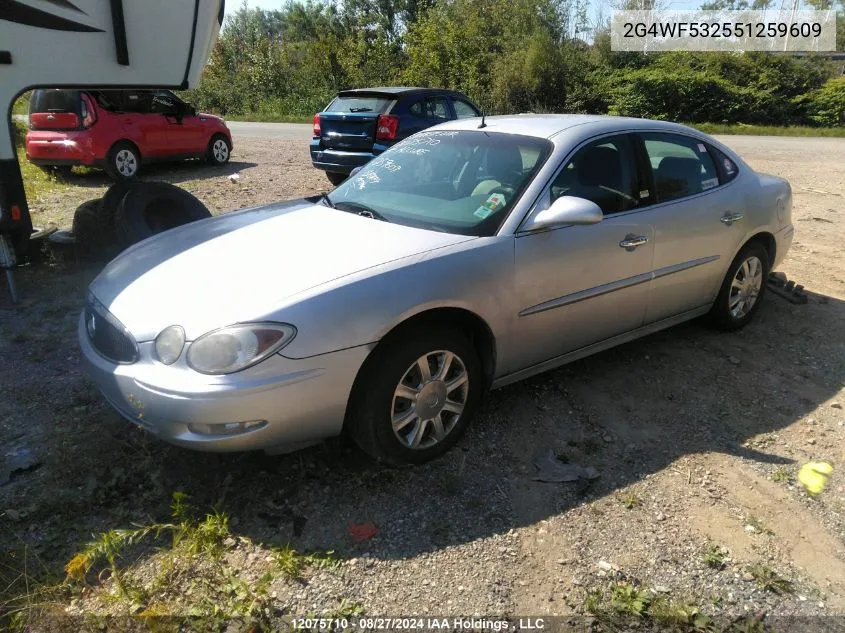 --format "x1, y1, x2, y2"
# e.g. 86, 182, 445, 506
708, 242, 769, 331
347, 328, 482, 465
207, 135, 231, 166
